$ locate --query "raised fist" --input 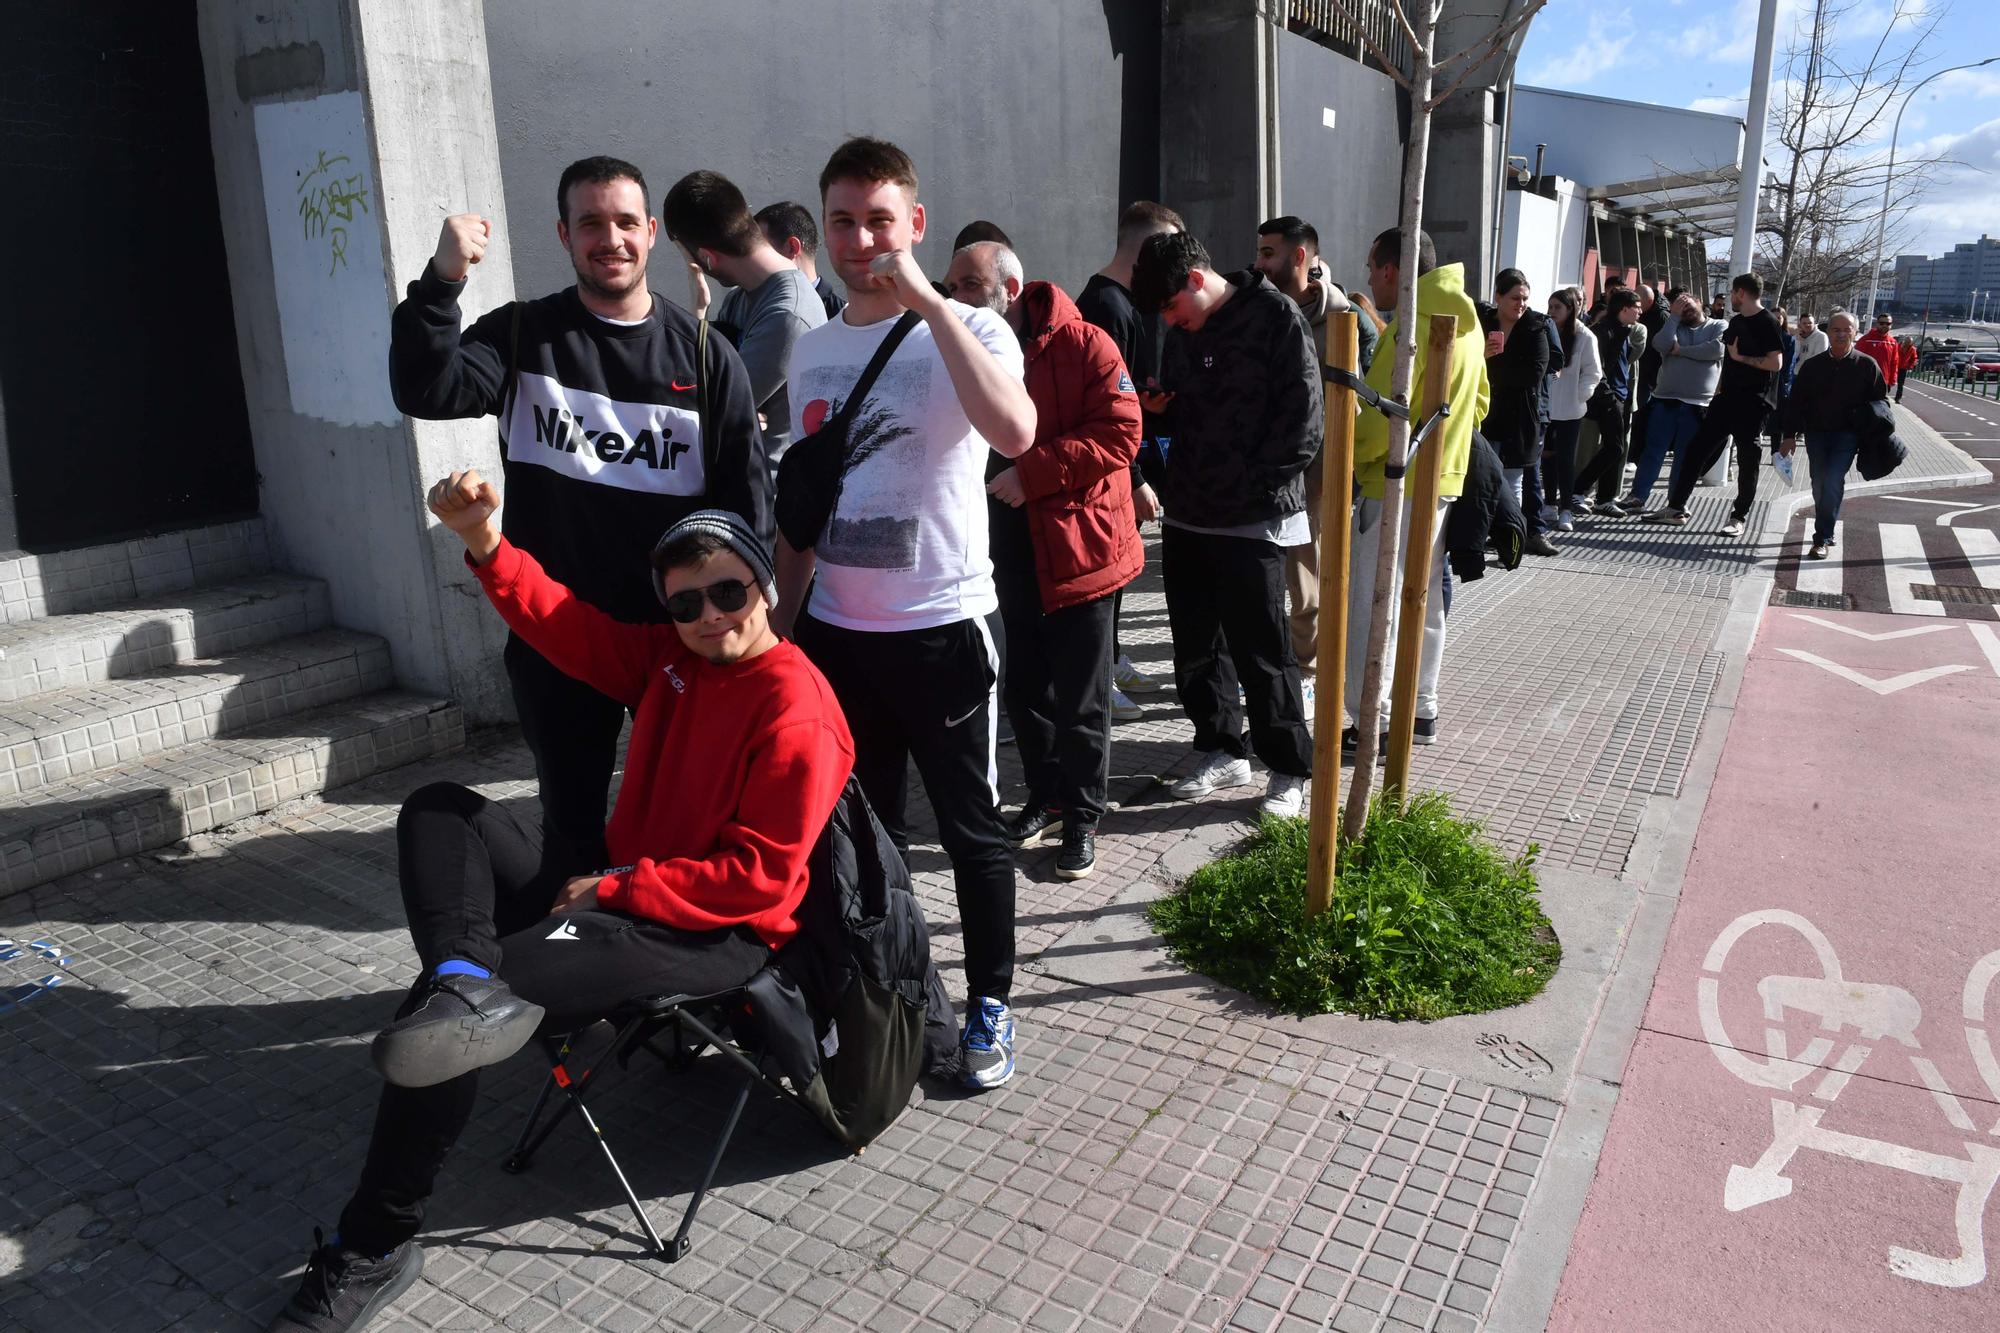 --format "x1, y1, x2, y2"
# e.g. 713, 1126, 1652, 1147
866, 249, 942, 312
433, 214, 492, 283
426, 469, 500, 535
